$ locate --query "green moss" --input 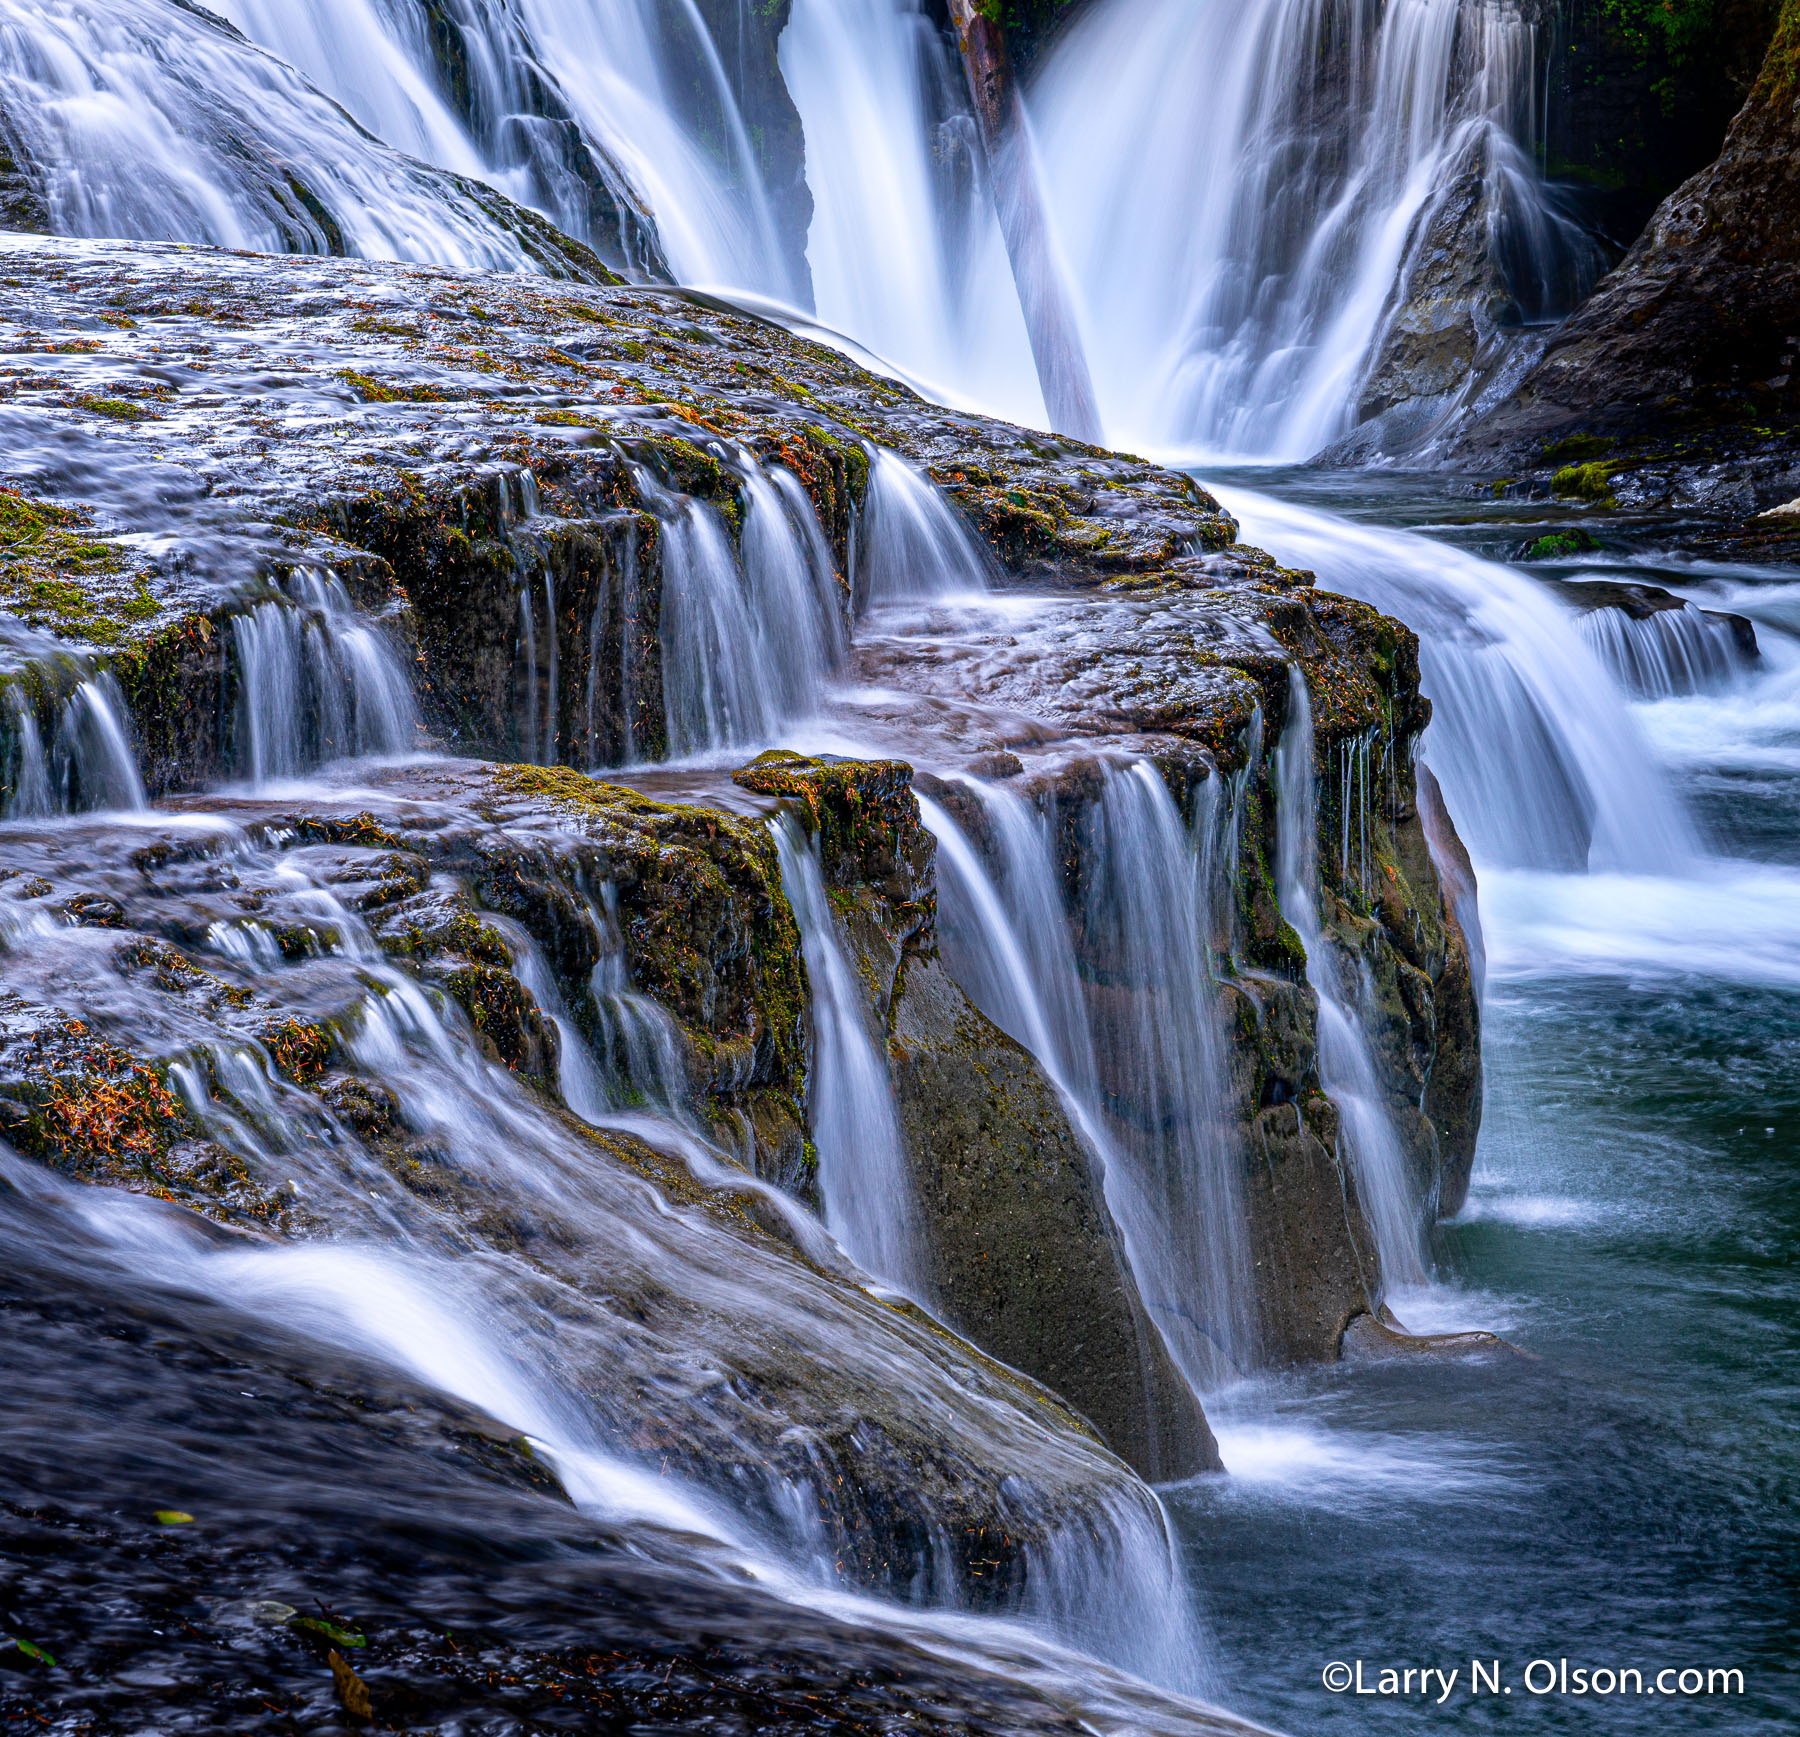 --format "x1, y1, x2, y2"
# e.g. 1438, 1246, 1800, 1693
1523, 527, 1601, 559
1551, 461, 1618, 505
0, 488, 155, 642
71, 394, 158, 422
337, 369, 457, 404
